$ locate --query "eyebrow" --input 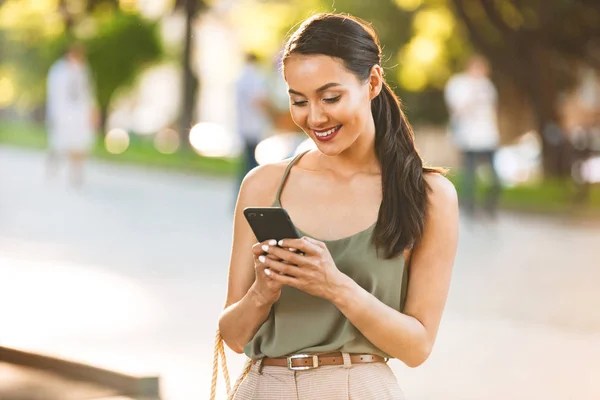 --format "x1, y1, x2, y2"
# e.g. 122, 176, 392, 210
288, 82, 342, 96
